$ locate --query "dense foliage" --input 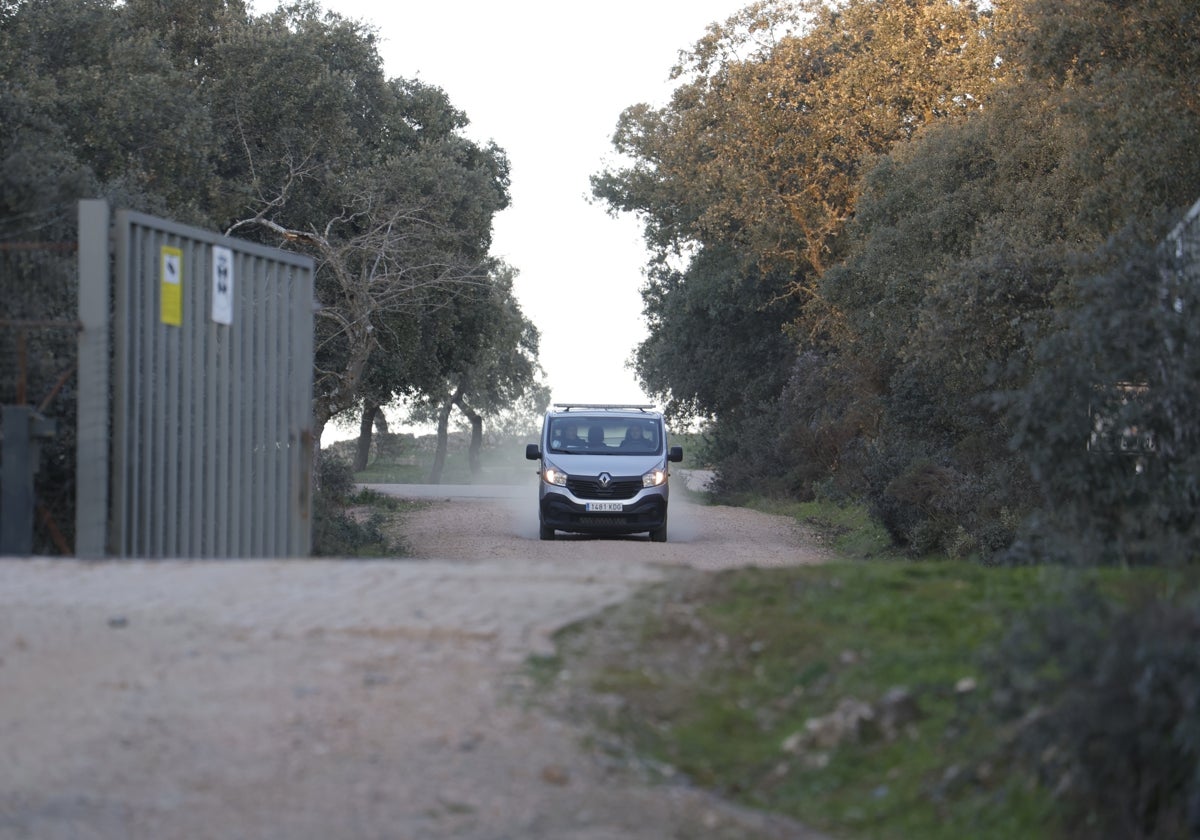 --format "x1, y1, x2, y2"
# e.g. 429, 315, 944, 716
595, 0, 1200, 563
0, 0, 541, 450
985, 582, 1200, 838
